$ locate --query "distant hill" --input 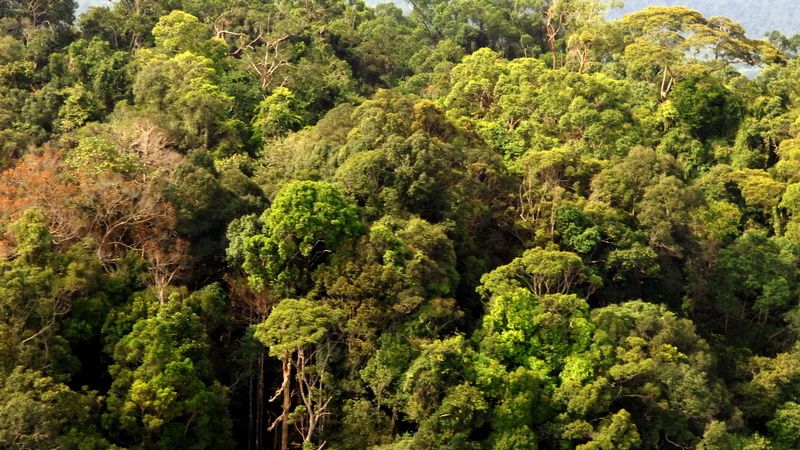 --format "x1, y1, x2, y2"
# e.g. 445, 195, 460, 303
611, 0, 800, 38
